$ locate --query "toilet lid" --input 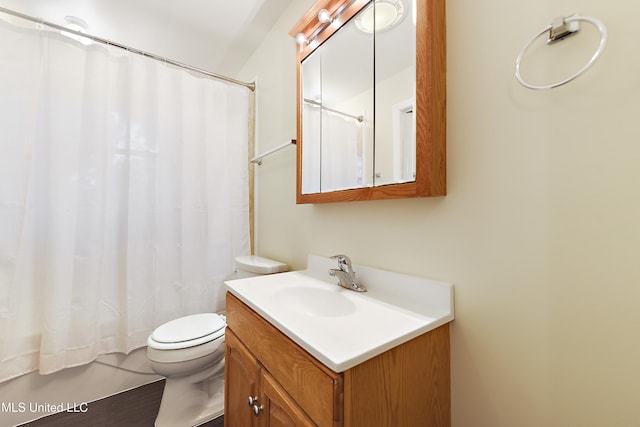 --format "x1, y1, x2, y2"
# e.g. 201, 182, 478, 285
151, 313, 225, 344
